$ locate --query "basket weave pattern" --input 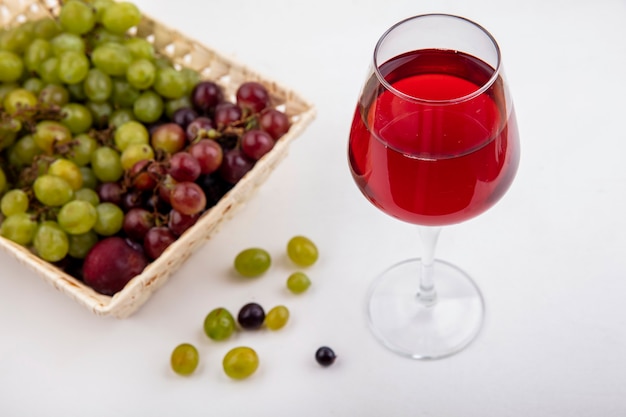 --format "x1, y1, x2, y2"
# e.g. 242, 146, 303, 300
0, 0, 316, 318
